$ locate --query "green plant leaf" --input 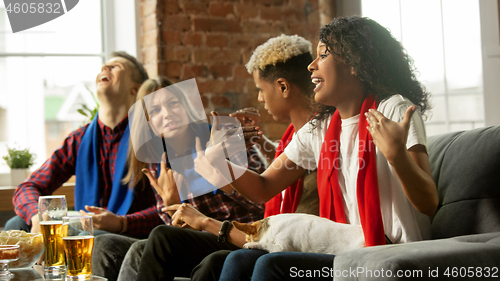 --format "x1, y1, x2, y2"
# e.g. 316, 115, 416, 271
77, 109, 89, 117
2, 146, 36, 169
78, 86, 100, 124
